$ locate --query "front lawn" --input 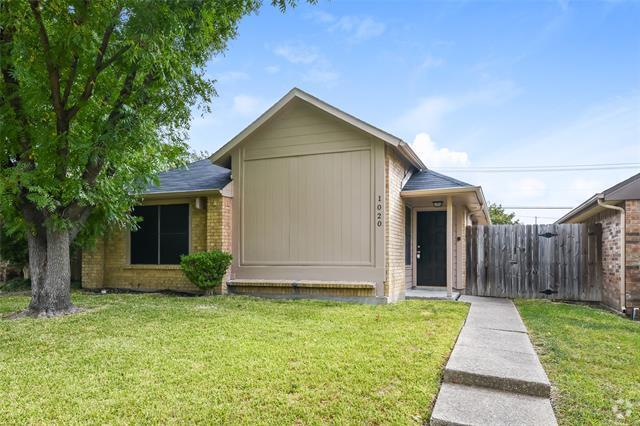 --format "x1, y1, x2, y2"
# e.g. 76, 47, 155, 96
0, 293, 467, 424
516, 300, 640, 425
